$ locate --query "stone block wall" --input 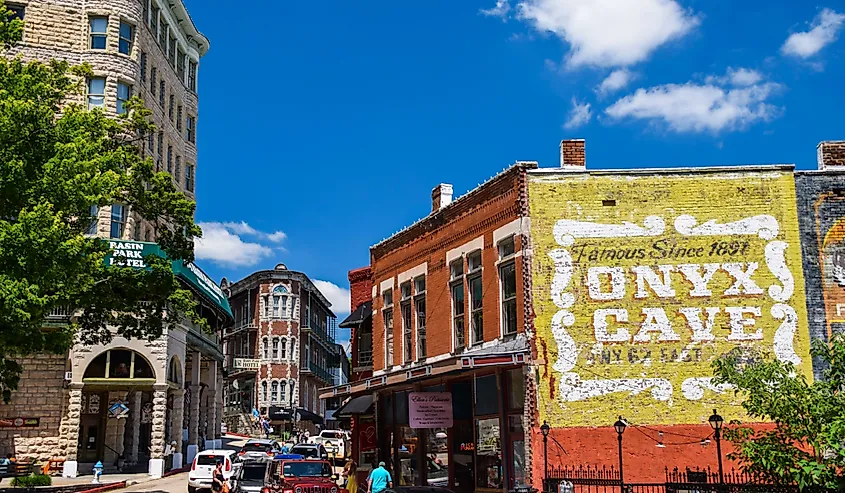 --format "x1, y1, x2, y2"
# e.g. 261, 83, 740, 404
0, 353, 68, 461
